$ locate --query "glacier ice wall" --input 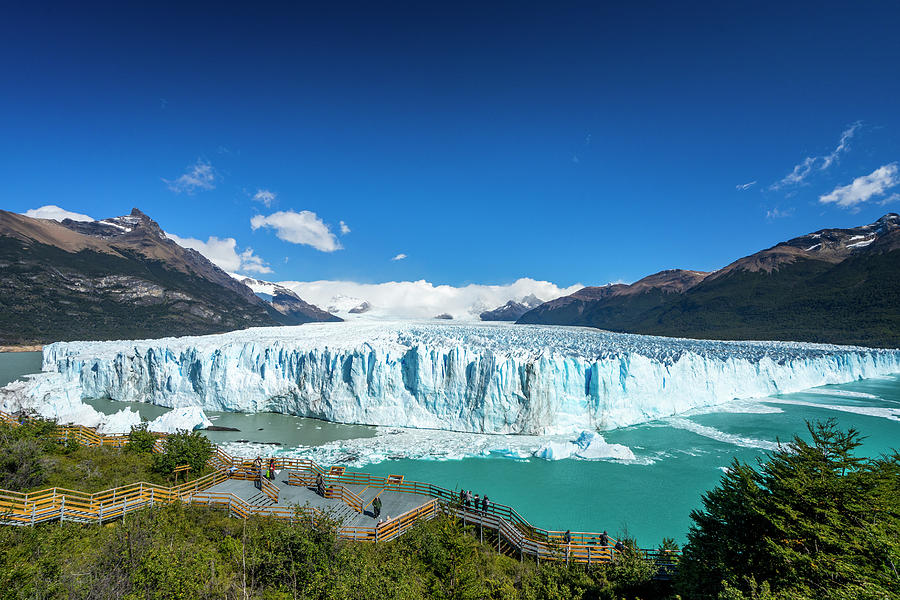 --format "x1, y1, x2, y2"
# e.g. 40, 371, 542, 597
40, 321, 900, 435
